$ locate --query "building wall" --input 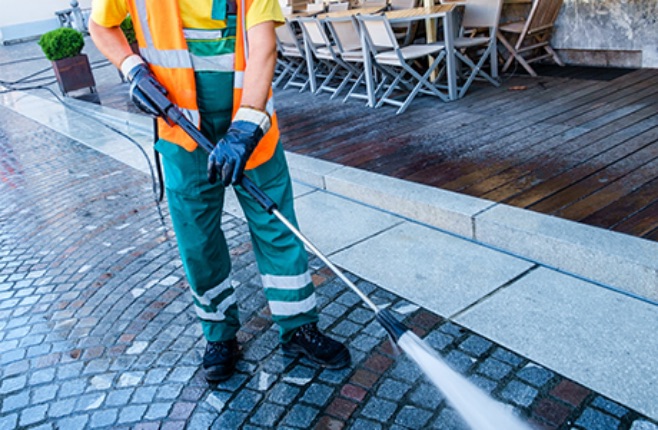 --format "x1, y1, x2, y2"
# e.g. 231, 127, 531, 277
553, 0, 658, 68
